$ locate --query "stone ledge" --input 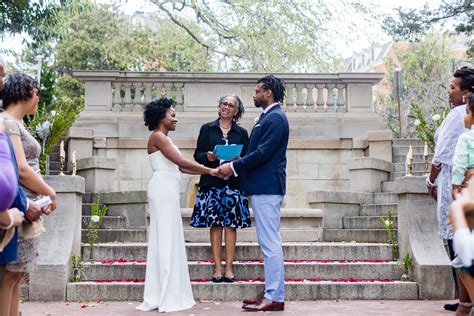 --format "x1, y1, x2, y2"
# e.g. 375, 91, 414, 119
307, 190, 373, 205
352, 138, 368, 149
180, 208, 323, 217
77, 157, 117, 171
66, 127, 95, 139
367, 130, 393, 142
44, 175, 85, 194
84, 191, 148, 204
348, 157, 393, 172
102, 137, 357, 150
395, 176, 428, 194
